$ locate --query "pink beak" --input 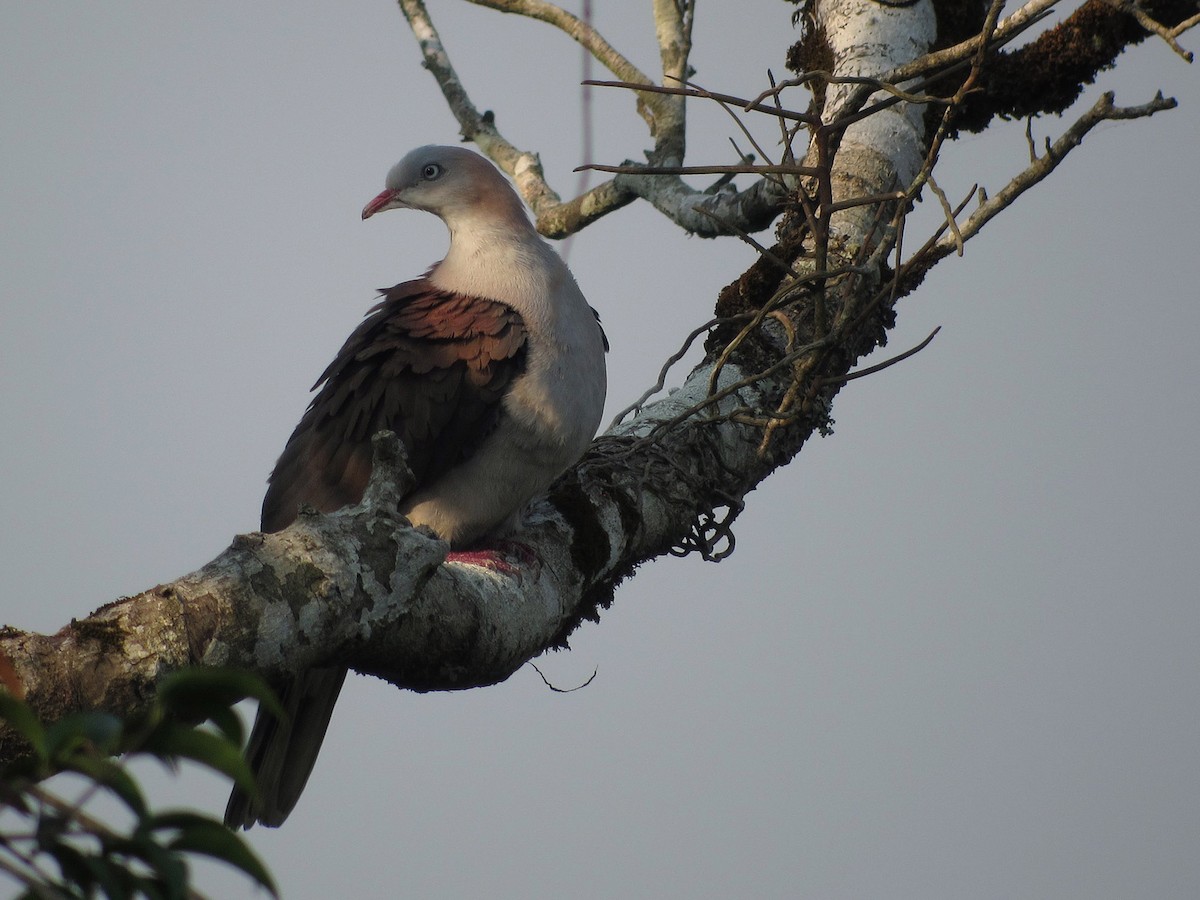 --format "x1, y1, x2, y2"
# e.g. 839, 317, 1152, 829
362, 188, 400, 220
